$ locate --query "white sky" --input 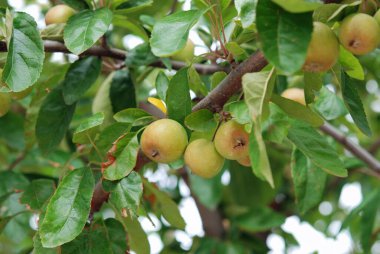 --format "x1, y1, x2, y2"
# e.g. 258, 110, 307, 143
7, 0, 379, 253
